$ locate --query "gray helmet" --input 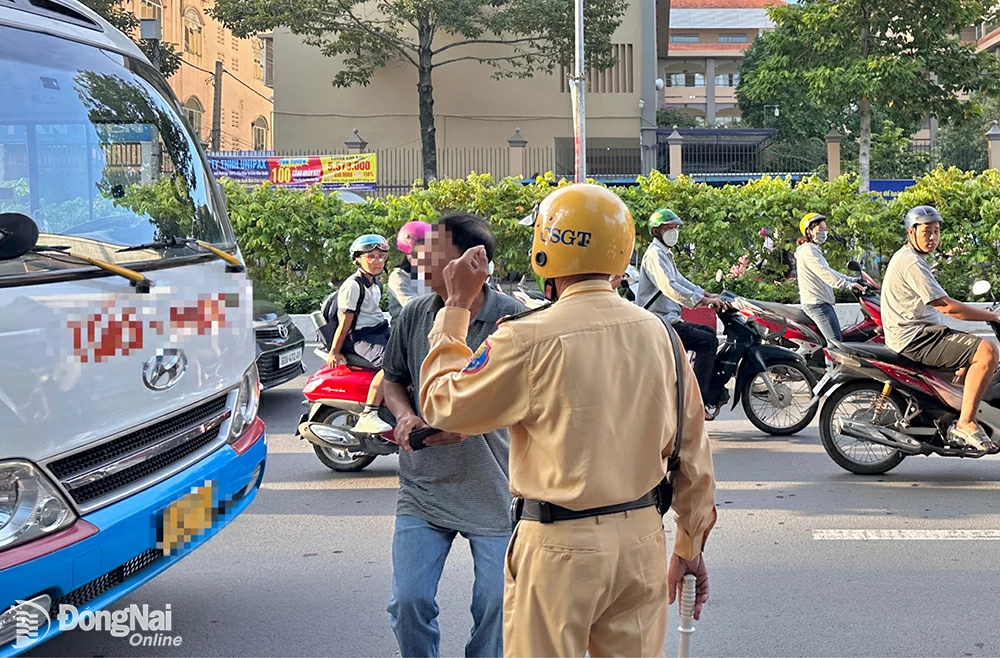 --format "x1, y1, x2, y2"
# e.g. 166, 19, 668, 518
903, 206, 943, 231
